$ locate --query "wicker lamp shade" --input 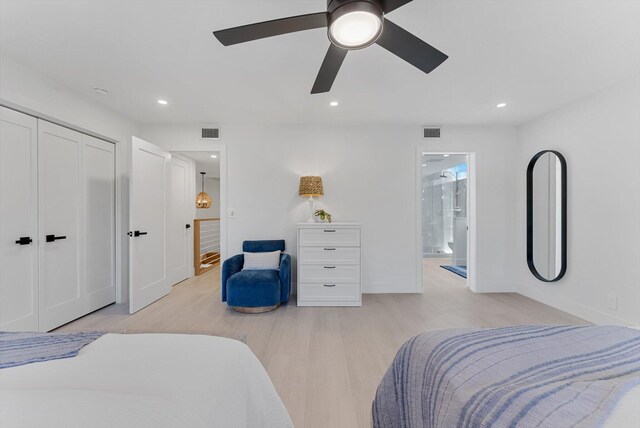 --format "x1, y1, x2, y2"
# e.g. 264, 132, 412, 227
299, 176, 324, 197
196, 172, 213, 209
196, 192, 212, 209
